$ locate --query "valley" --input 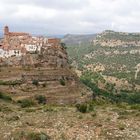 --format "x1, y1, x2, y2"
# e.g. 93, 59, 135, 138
0, 29, 140, 140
